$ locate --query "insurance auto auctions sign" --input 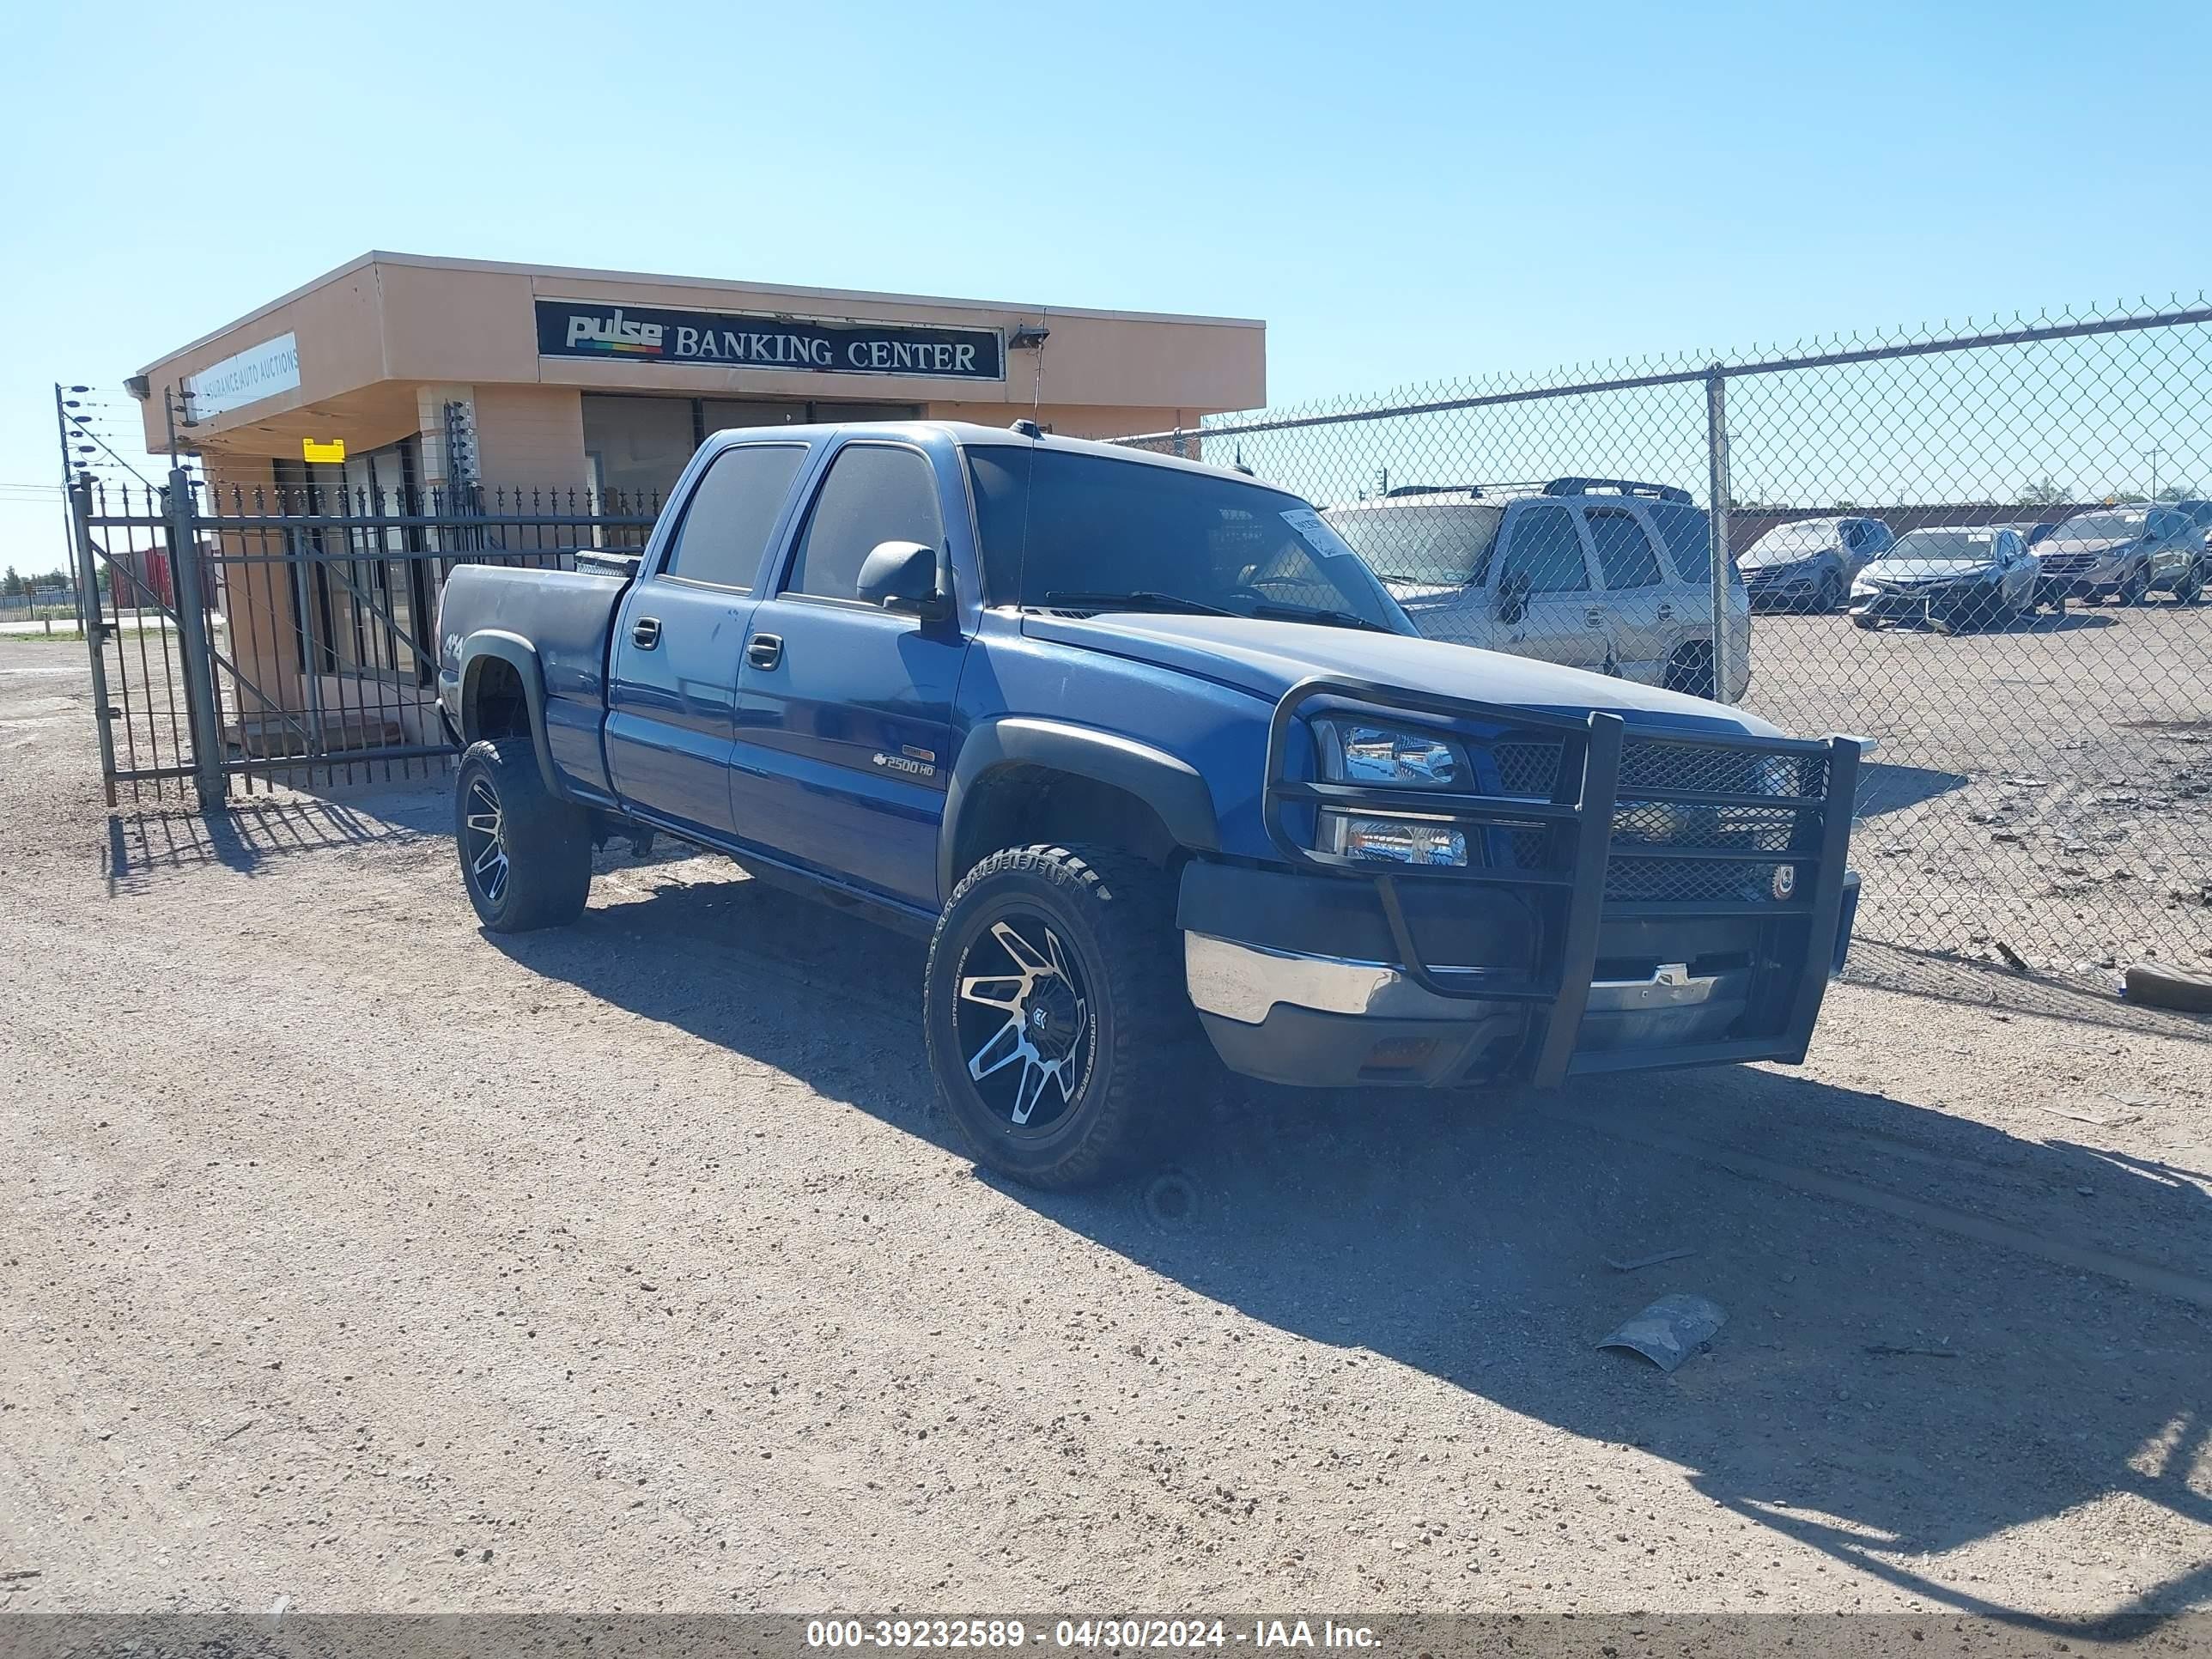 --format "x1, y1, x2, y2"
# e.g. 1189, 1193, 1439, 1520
536, 301, 1005, 382
183, 332, 301, 421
